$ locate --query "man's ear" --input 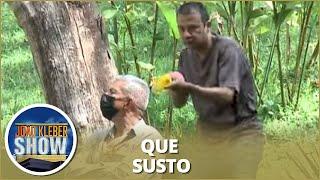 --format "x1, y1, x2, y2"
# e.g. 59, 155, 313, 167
205, 21, 211, 32
124, 98, 133, 110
